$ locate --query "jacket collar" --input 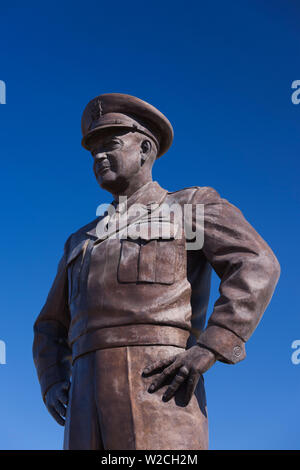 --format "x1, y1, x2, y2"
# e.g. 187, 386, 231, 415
86, 181, 168, 241
113, 181, 166, 211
